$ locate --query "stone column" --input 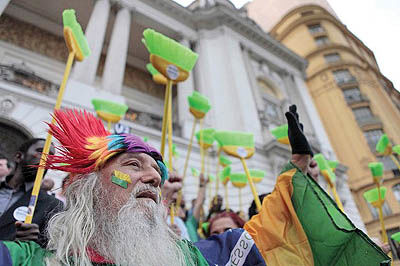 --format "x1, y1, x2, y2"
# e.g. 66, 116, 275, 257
72, 0, 110, 85
177, 38, 196, 139
101, 5, 131, 94
0, 0, 10, 17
